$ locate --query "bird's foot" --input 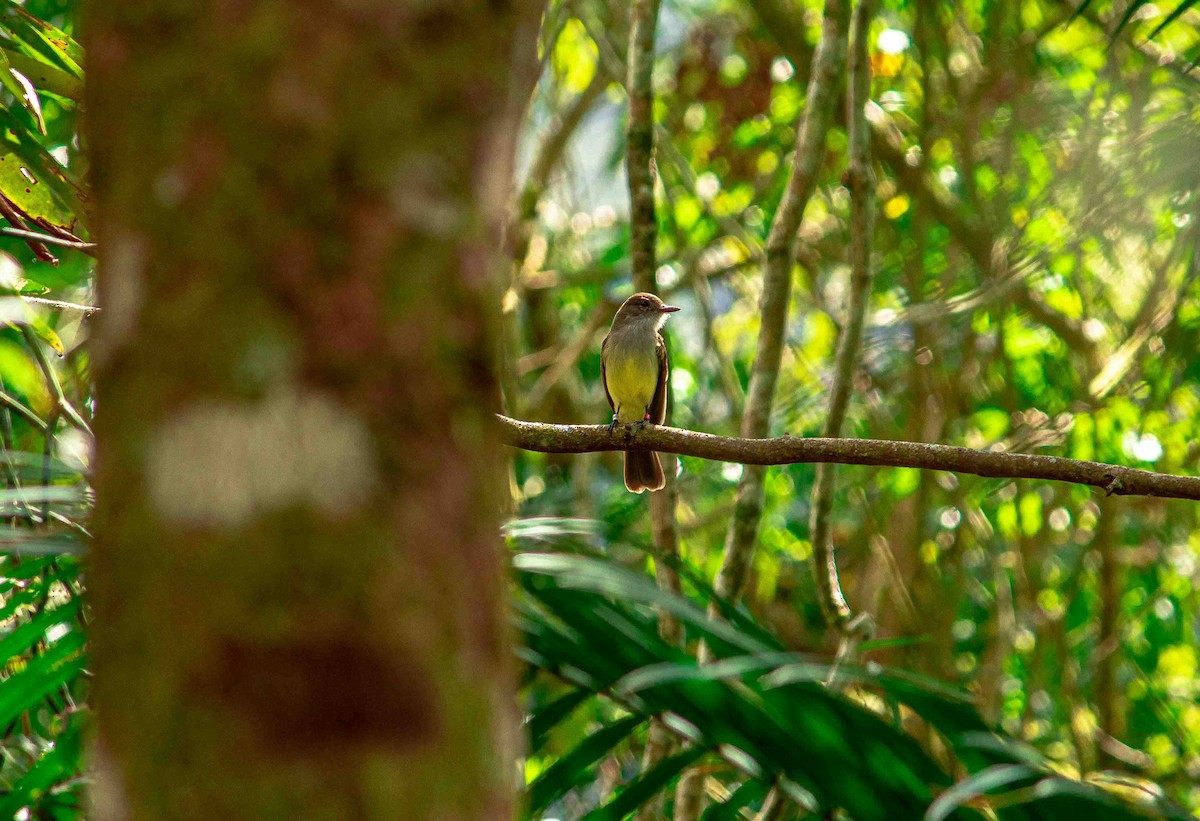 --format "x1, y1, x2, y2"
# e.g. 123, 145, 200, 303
608, 414, 618, 434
